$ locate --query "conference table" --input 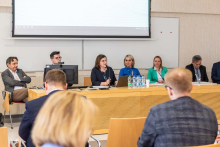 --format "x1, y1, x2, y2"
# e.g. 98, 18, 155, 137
28, 84, 220, 134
